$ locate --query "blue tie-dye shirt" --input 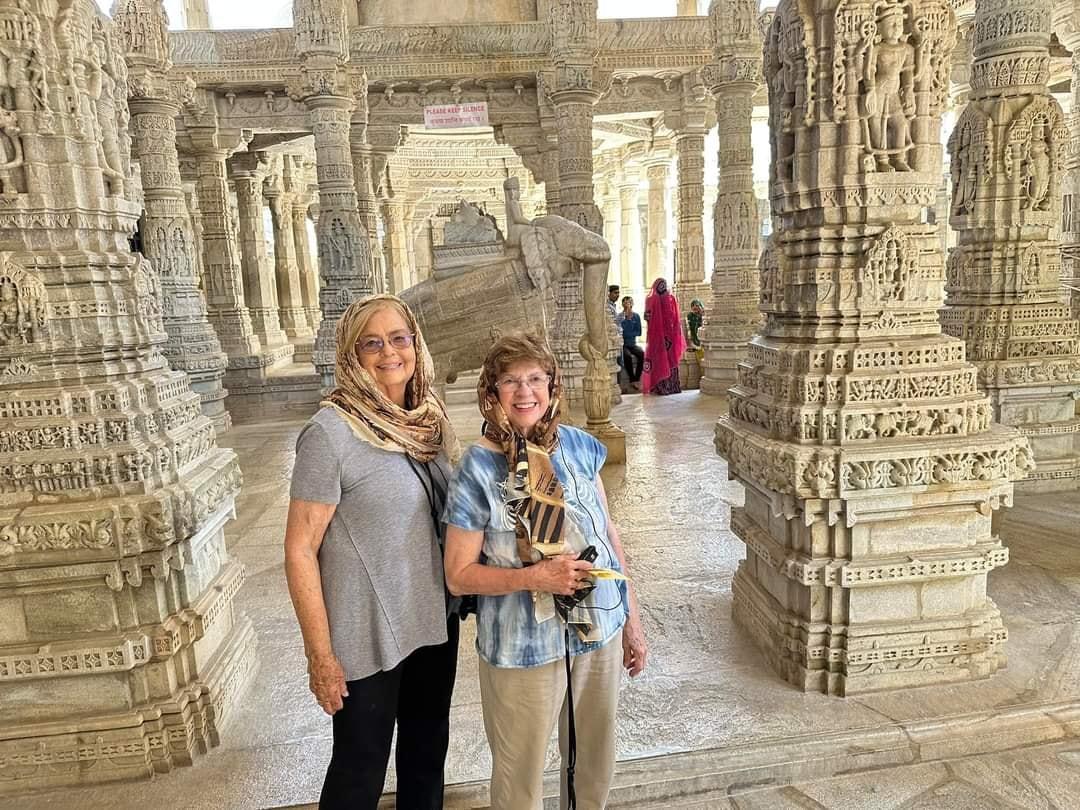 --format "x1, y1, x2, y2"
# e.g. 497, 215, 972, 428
443, 426, 628, 668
